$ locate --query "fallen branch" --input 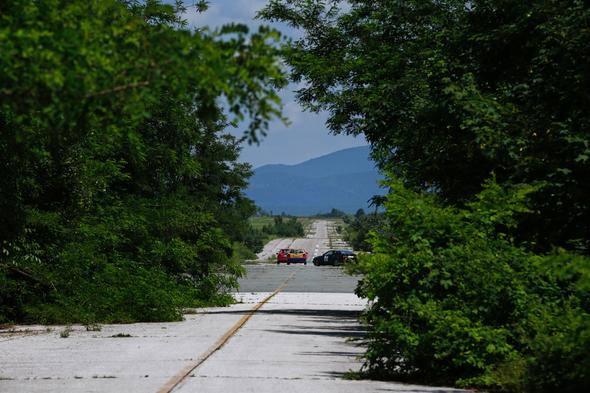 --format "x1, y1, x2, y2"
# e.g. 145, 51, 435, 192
0, 263, 56, 291
85, 80, 150, 98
